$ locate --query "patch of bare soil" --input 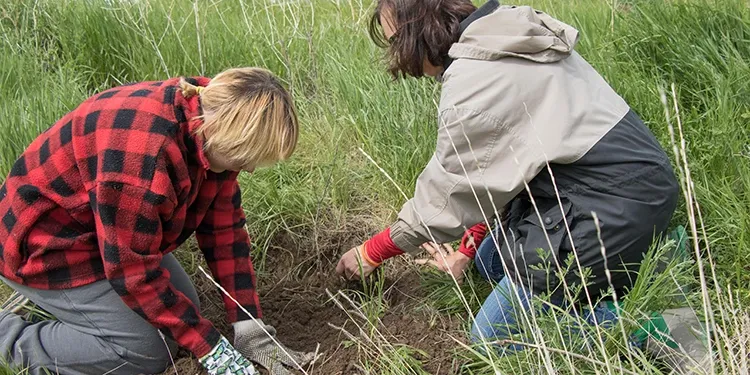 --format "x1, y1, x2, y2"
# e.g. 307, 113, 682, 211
166, 224, 466, 375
